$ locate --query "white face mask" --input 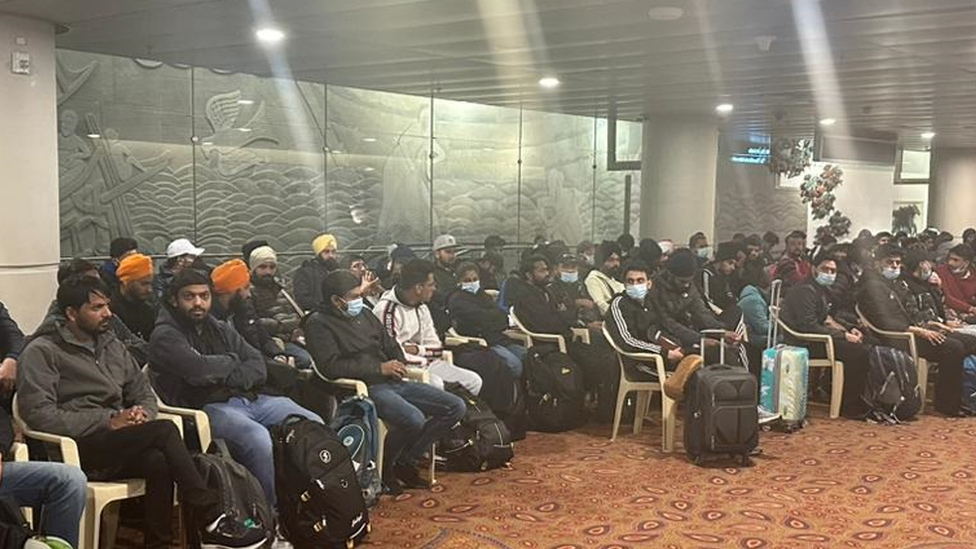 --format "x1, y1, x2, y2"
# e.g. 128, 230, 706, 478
659, 241, 674, 255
